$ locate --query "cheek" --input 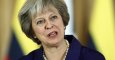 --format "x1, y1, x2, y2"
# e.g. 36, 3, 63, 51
32, 24, 45, 36
56, 19, 65, 29
34, 28, 45, 35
